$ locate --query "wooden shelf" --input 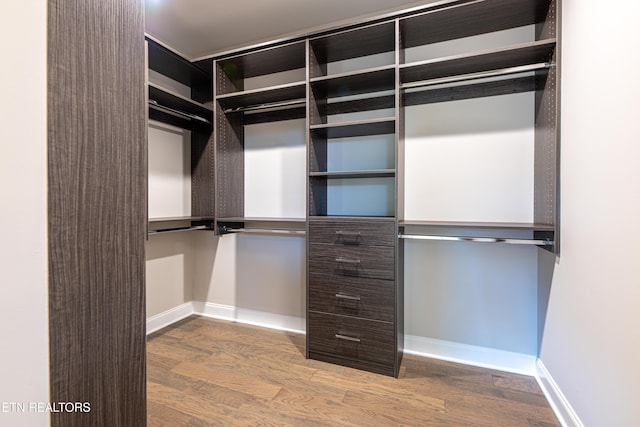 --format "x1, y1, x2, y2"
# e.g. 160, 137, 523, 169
401, 0, 553, 48
148, 216, 215, 234
399, 220, 554, 231
216, 41, 306, 83
310, 21, 395, 65
310, 169, 395, 179
216, 81, 306, 111
217, 217, 306, 223
309, 215, 396, 221
310, 118, 395, 138
149, 216, 215, 223
310, 65, 396, 98
400, 39, 556, 86
147, 36, 211, 103
148, 83, 213, 127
